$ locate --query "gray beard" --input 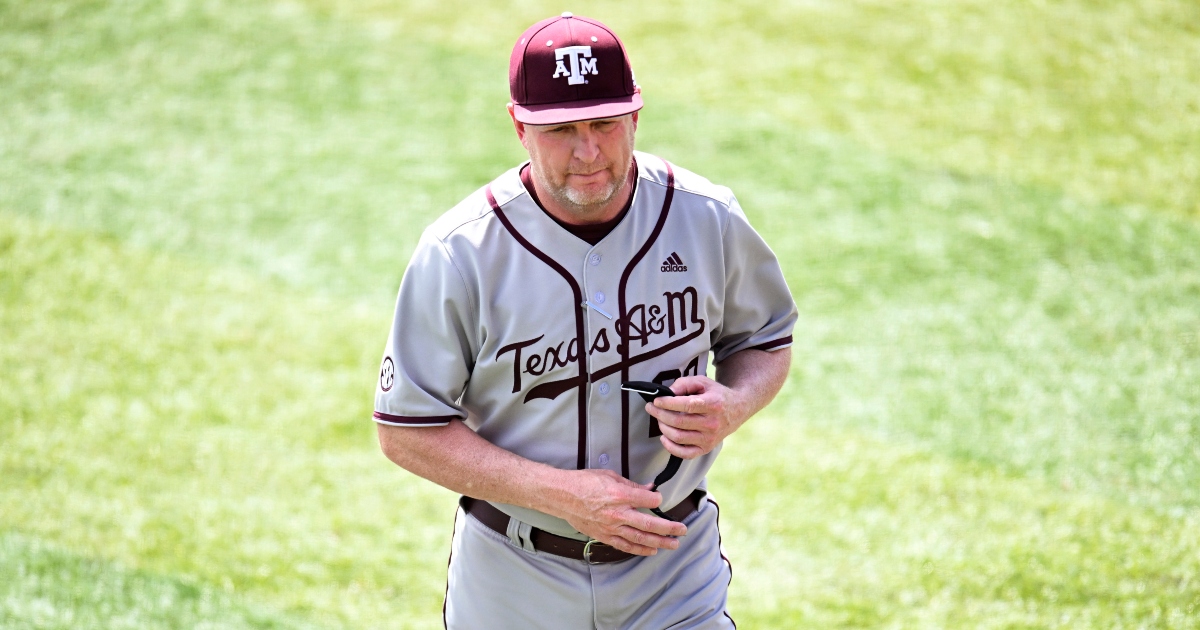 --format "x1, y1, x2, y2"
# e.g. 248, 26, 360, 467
535, 167, 624, 215
562, 175, 622, 209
